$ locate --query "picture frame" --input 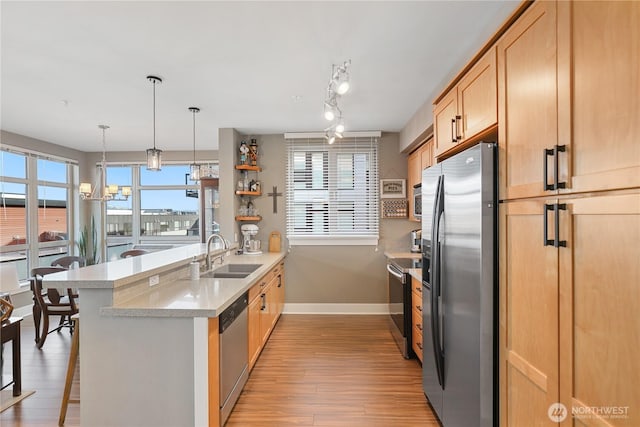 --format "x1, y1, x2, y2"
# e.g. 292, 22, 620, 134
380, 179, 406, 199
